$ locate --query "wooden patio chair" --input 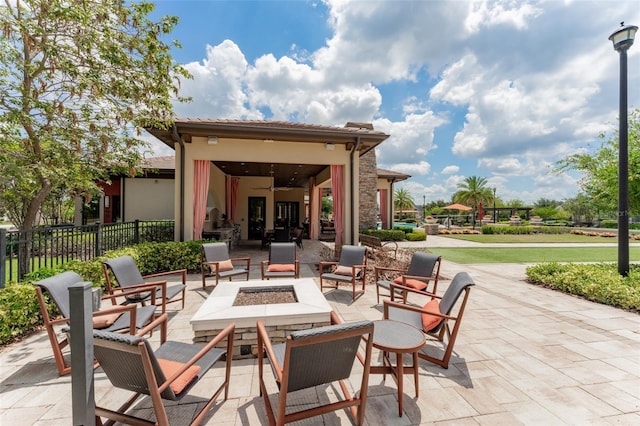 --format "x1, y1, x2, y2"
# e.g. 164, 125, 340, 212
35, 271, 166, 376
93, 321, 235, 426
257, 314, 374, 426
383, 271, 475, 368
260, 242, 300, 280
319, 245, 367, 300
102, 255, 186, 310
375, 252, 442, 304
200, 242, 251, 288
